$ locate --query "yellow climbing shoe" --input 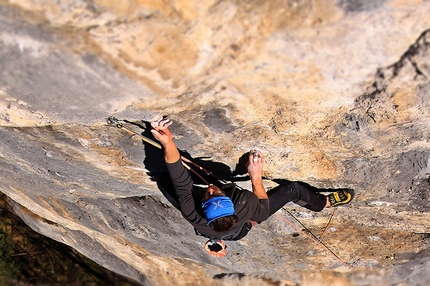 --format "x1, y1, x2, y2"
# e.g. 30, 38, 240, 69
328, 189, 354, 207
